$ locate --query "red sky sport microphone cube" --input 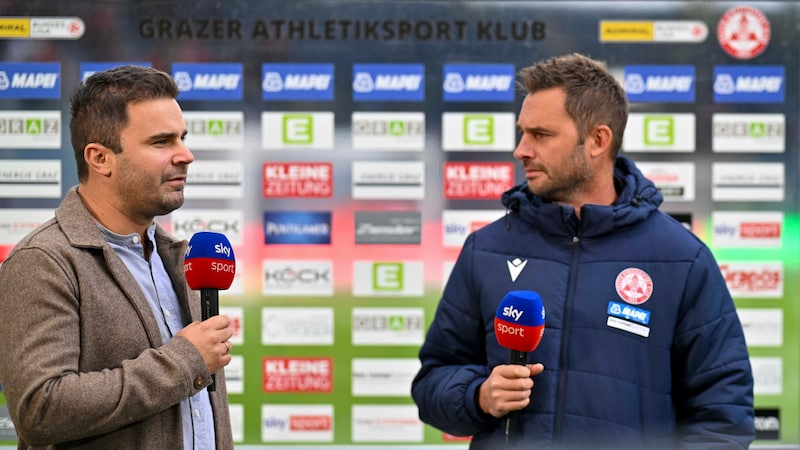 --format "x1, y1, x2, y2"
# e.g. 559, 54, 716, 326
494, 290, 545, 365
184, 231, 236, 391
184, 231, 236, 291
494, 290, 545, 445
